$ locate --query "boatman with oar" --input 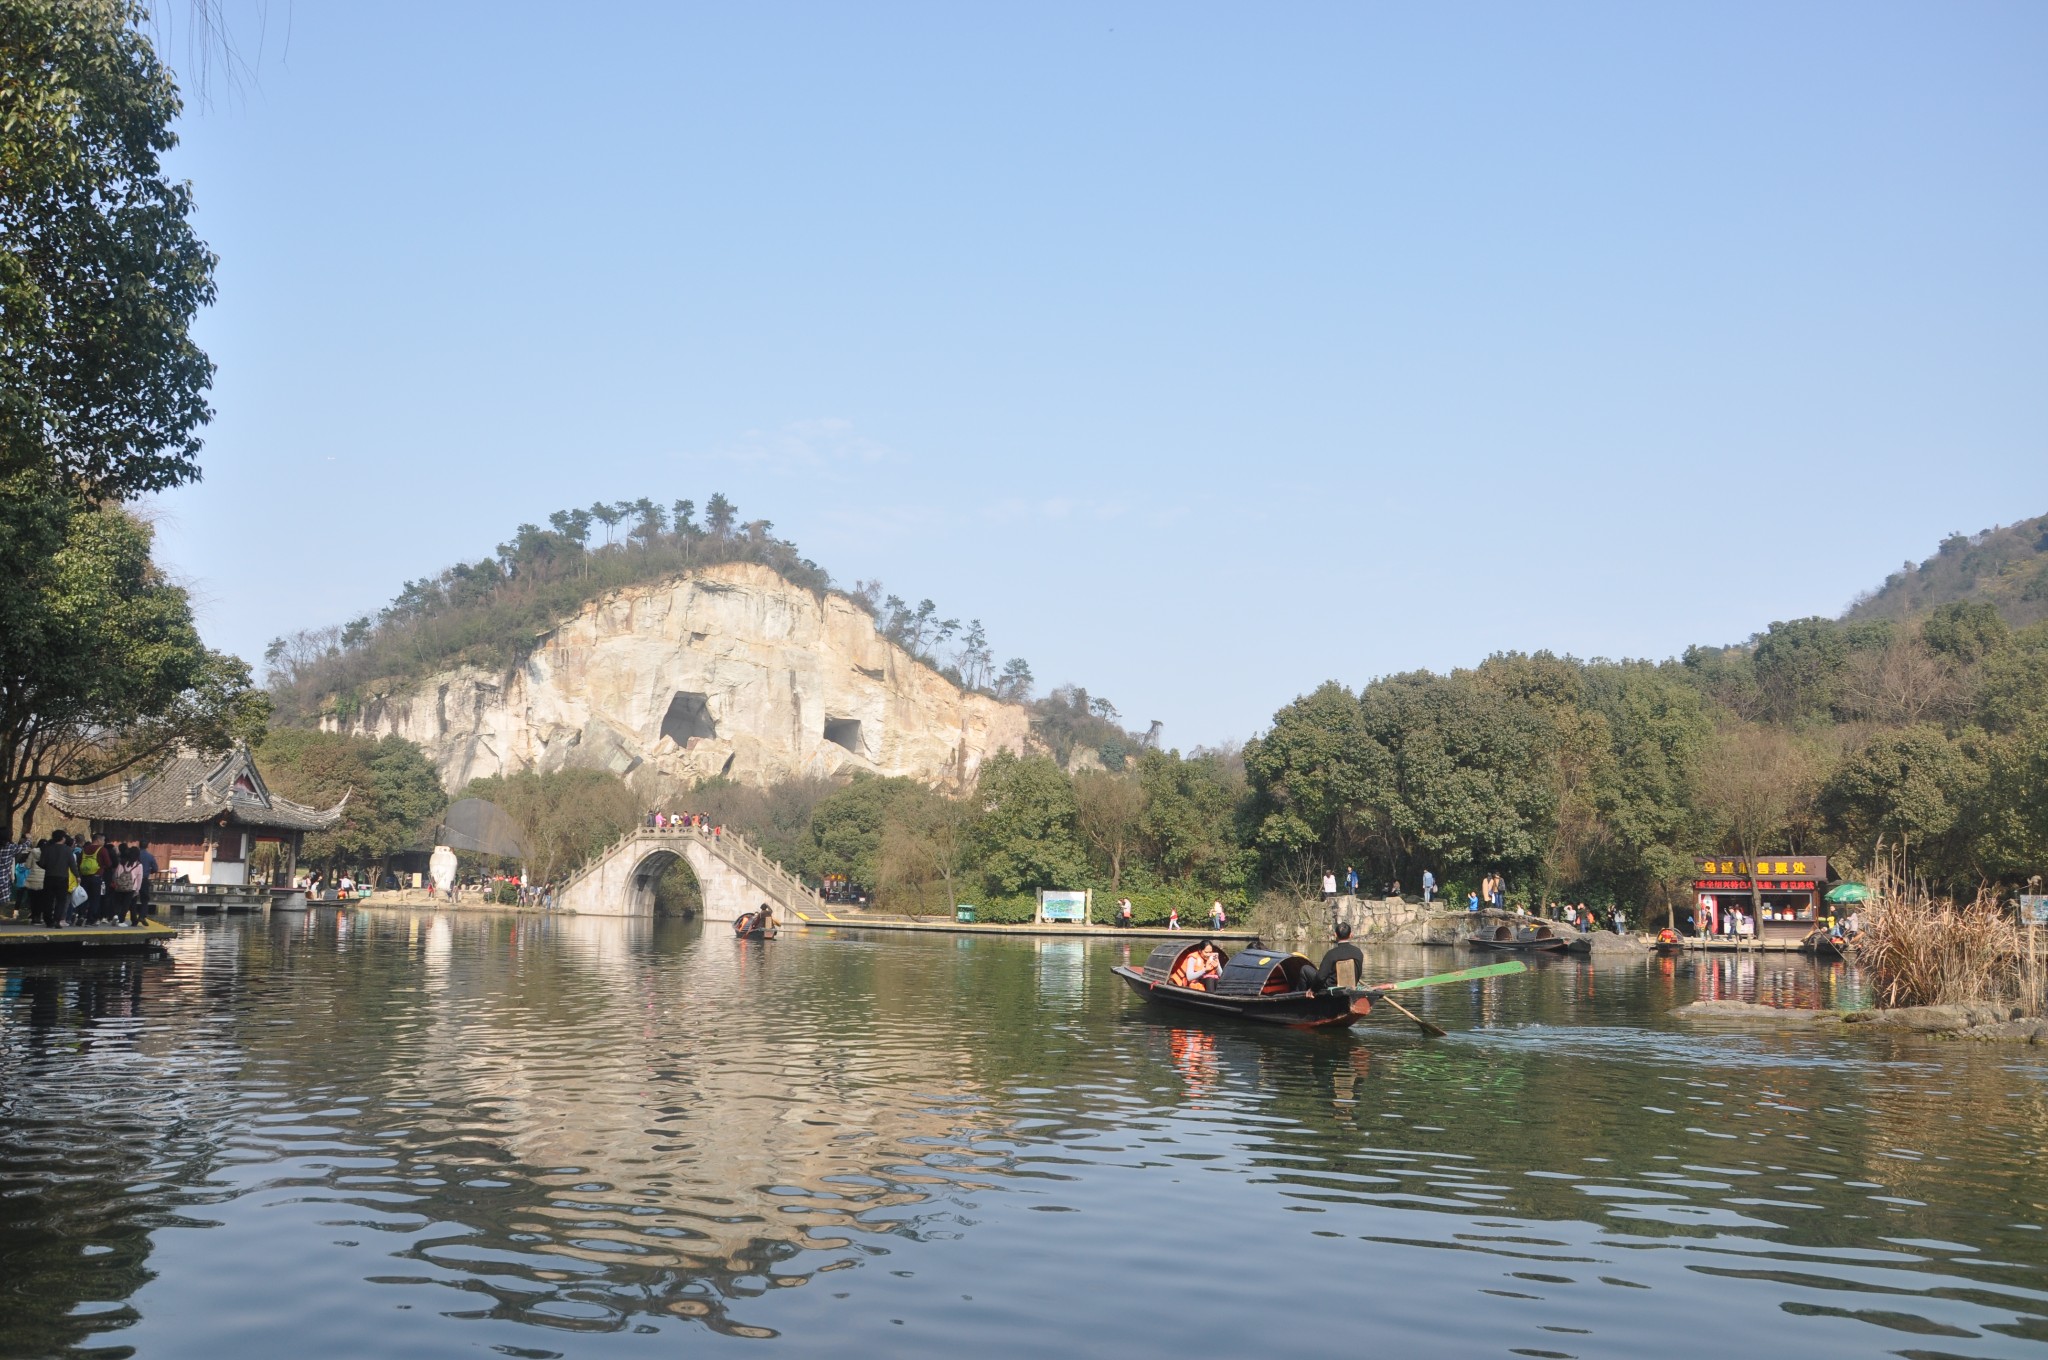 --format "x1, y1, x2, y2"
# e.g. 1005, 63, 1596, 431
1301, 923, 1365, 991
